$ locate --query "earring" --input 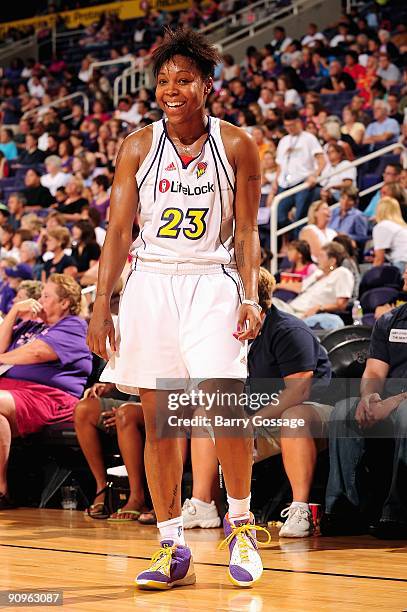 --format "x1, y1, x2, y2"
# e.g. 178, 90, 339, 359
329, 265, 334, 271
